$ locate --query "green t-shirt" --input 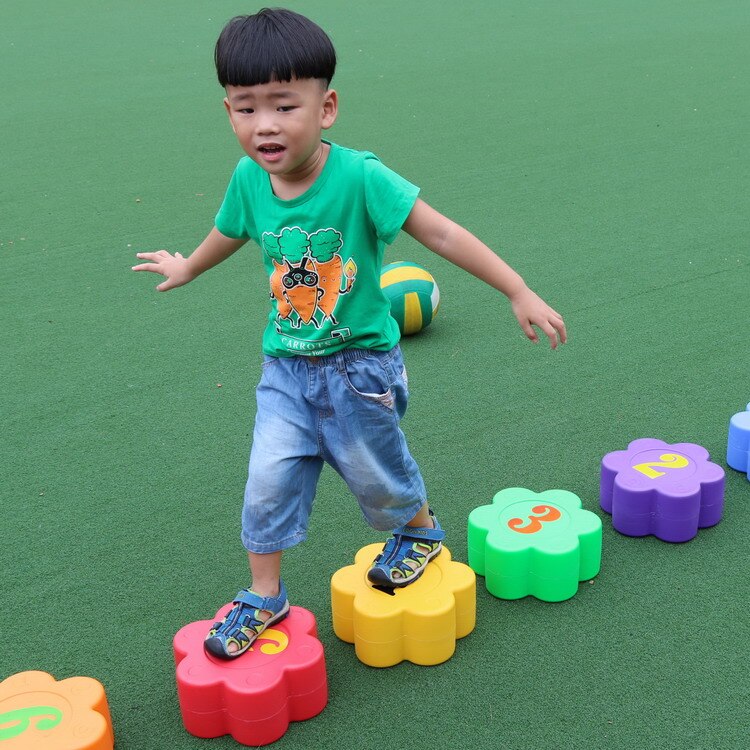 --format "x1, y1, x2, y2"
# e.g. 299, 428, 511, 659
215, 141, 420, 357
